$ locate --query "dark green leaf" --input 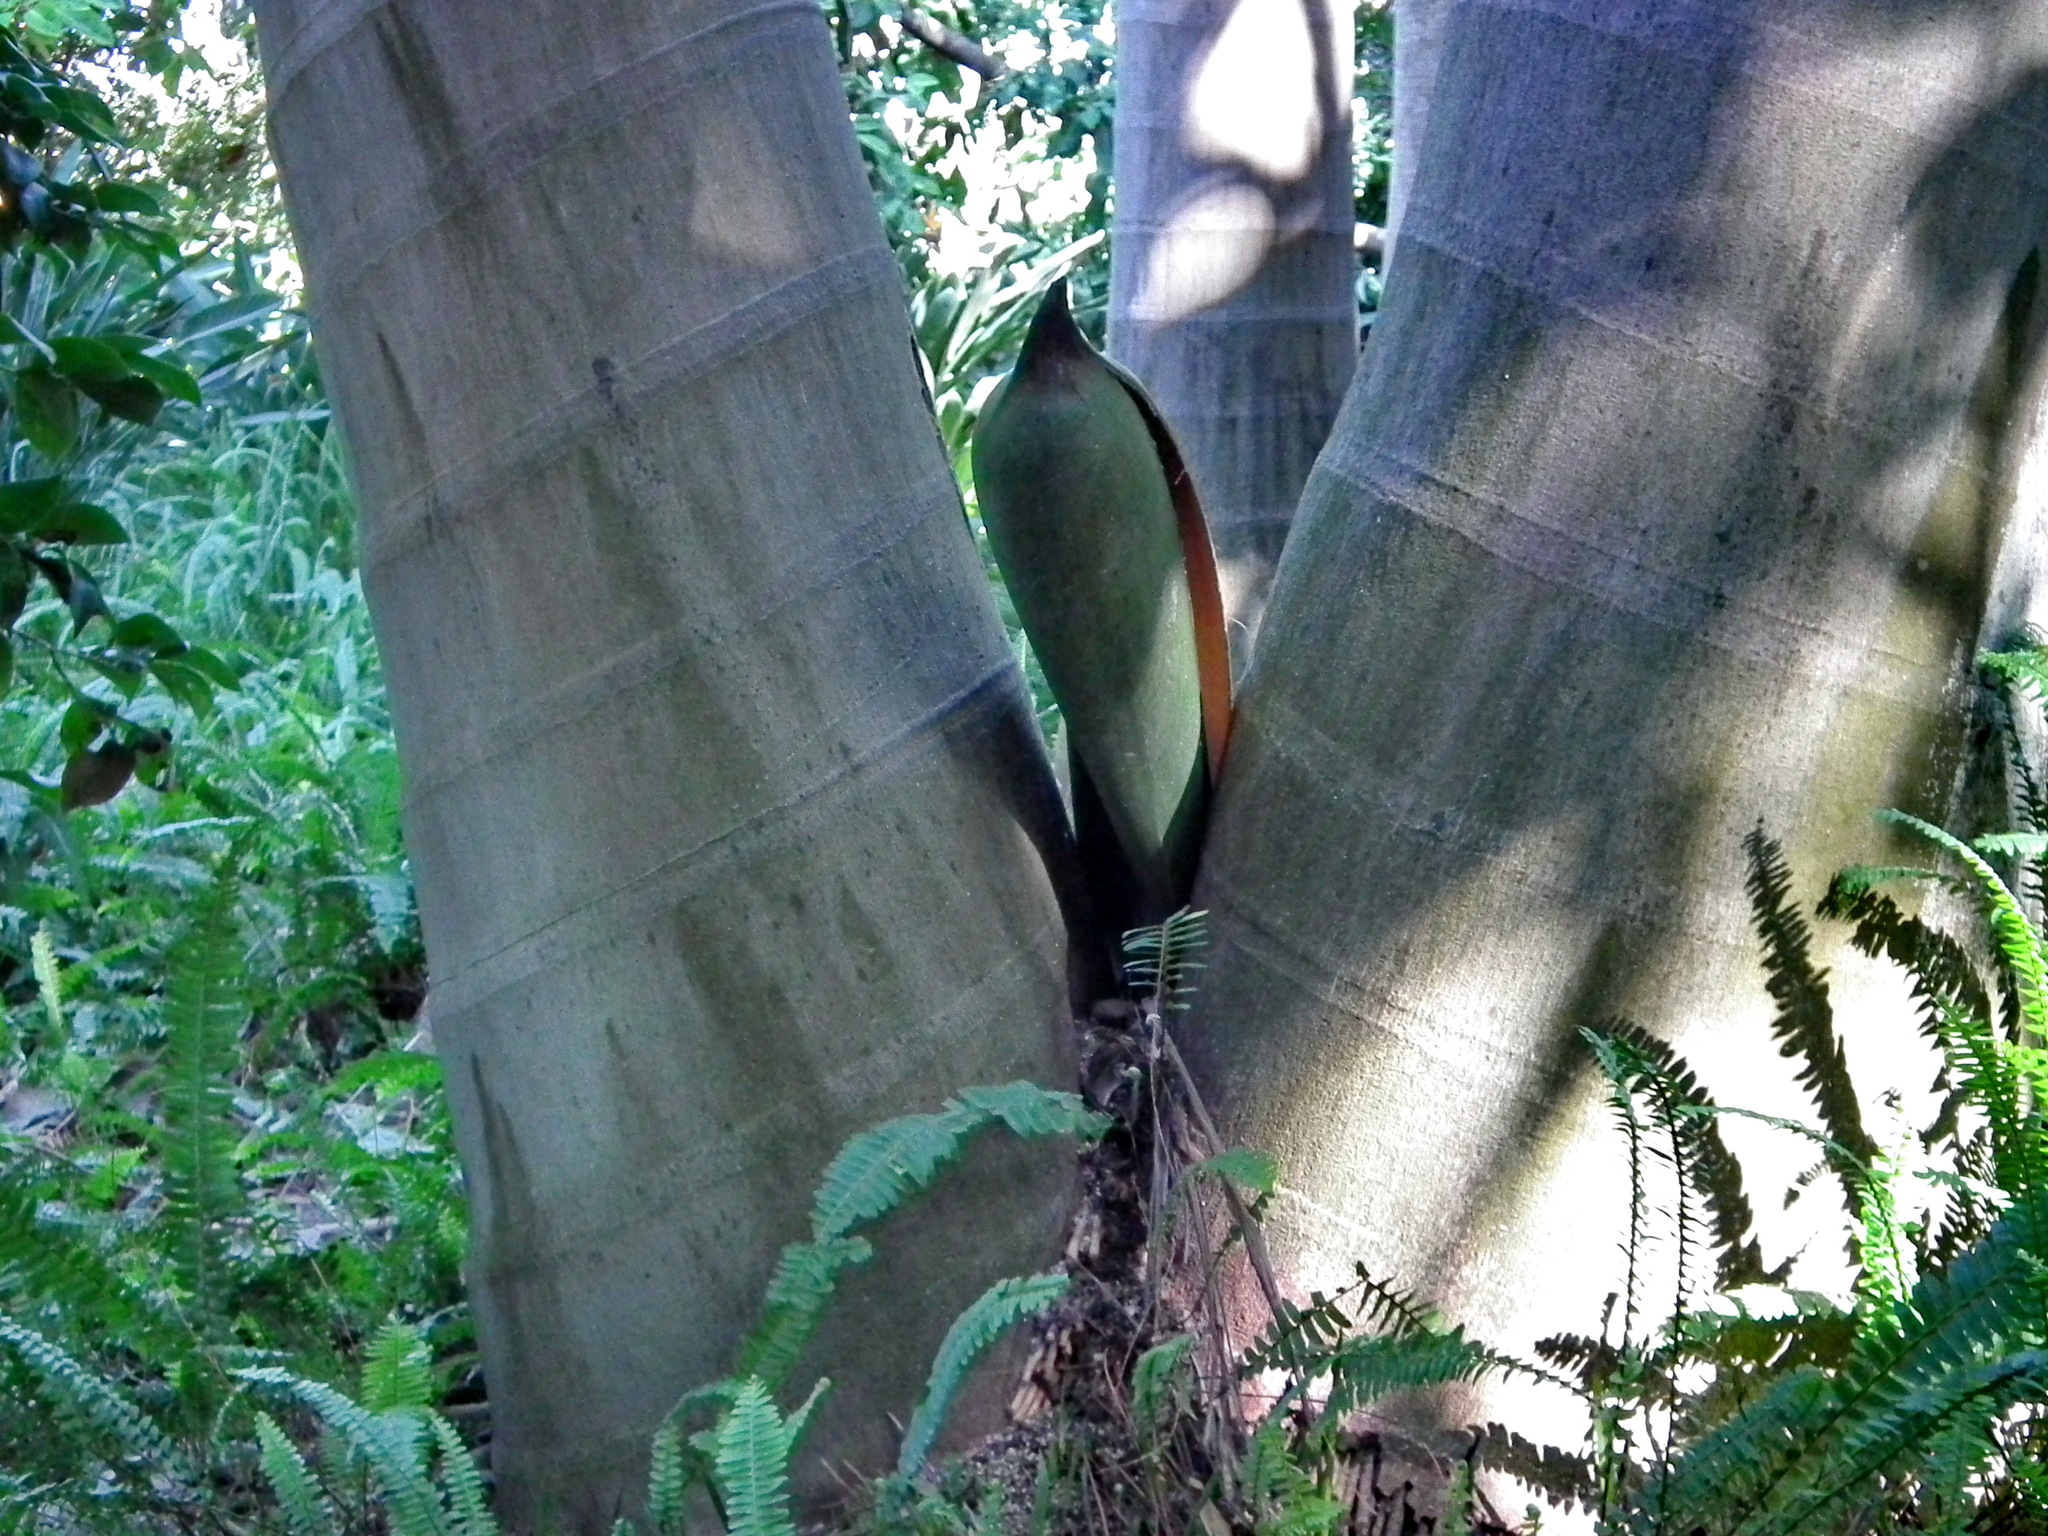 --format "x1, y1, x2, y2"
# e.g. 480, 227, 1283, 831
85, 652, 143, 698
0, 631, 15, 698
71, 371, 161, 425
14, 366, 77, 456
178, 646, 243, 689
27, 548, 70, 598
38, 85, 120, 143
0, 543, 27, 626
132, 735, 171, 790
17, 181, 50, 235
58, 696, 107, 754
60, 742, 134, 809
33, 502, 126, 545
0, 76, 51, 124
49, 335, 131, 382
83, 183, 159, 215
108, 612, 184, 654
0, 143, 37, 188
0, 476, 64, 533
114, 349, 199, 406
150, 658, 215, 717
176, 293, 281, 342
